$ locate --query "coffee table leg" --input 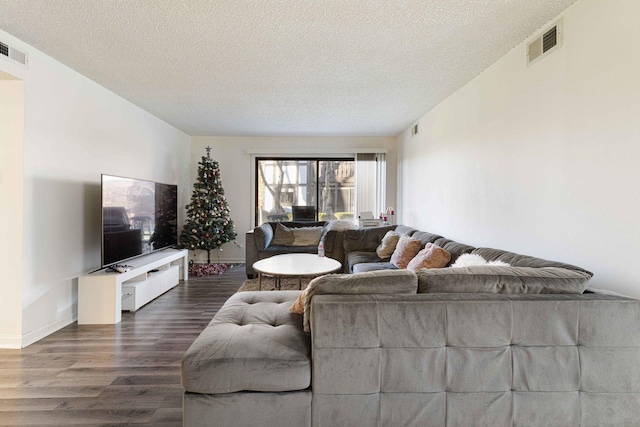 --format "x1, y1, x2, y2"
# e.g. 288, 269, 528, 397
258, 273, 262, 291
298, 277, 302, 290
